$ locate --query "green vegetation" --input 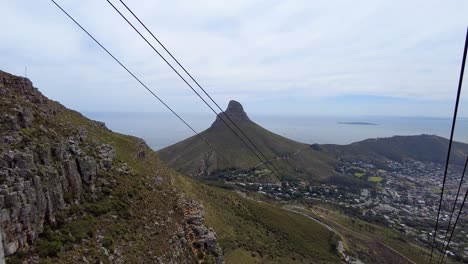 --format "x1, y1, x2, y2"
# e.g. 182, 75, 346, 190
354, 172, 365, 178
20, 128, 34, 136
368, 176, 383, 183
101, 235, 115, 251
35, 215, 95, 258
83, 198, 129, 217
